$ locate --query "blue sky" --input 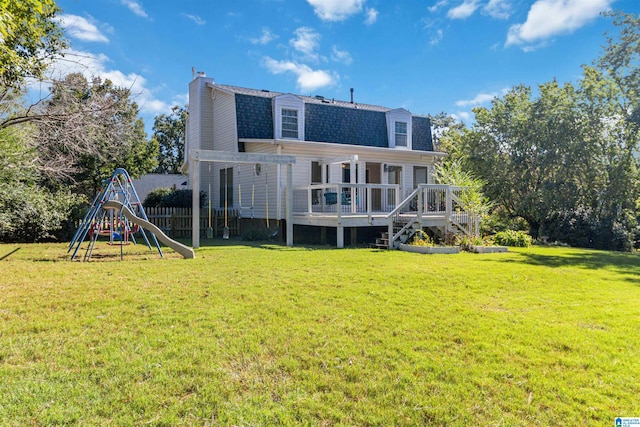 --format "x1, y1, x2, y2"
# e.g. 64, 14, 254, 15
51, 0, 638, 131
